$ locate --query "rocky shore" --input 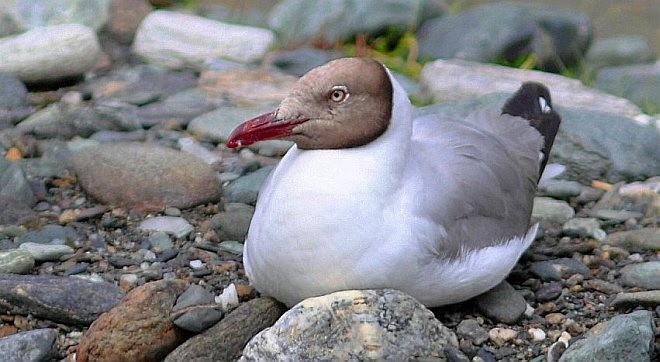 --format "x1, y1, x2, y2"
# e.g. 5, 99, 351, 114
0, 0, 658, 361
